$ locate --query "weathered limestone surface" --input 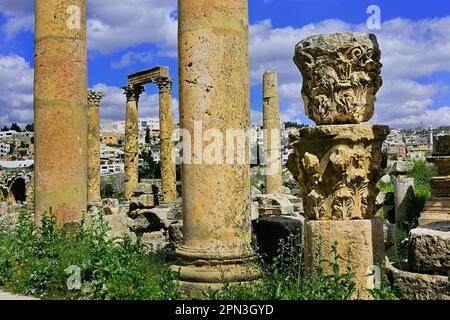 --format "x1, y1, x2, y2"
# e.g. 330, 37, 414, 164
304, 218, 385, 299
434, 135, 450, 156
289, 32, 388, 298
287, 125, 389, 220
263, 71, 282, 194
394, 177, 415, 222
87, 90, 105, 203
175, 0, 259, 291
419, 134, 450, 226
408, 222, 450, 275
158, 77, 177, 203
253, 215, 304, 261
34, 0, 88, 225
387, 261, 449, 300
294, 32, 382, 125
124, 85, 145, 201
